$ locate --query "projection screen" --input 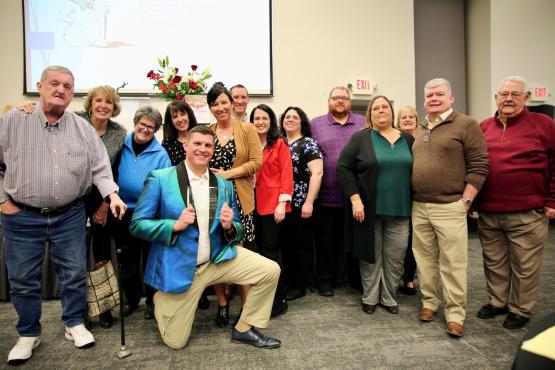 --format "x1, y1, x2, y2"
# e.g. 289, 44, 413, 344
23, 0, 273, 95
